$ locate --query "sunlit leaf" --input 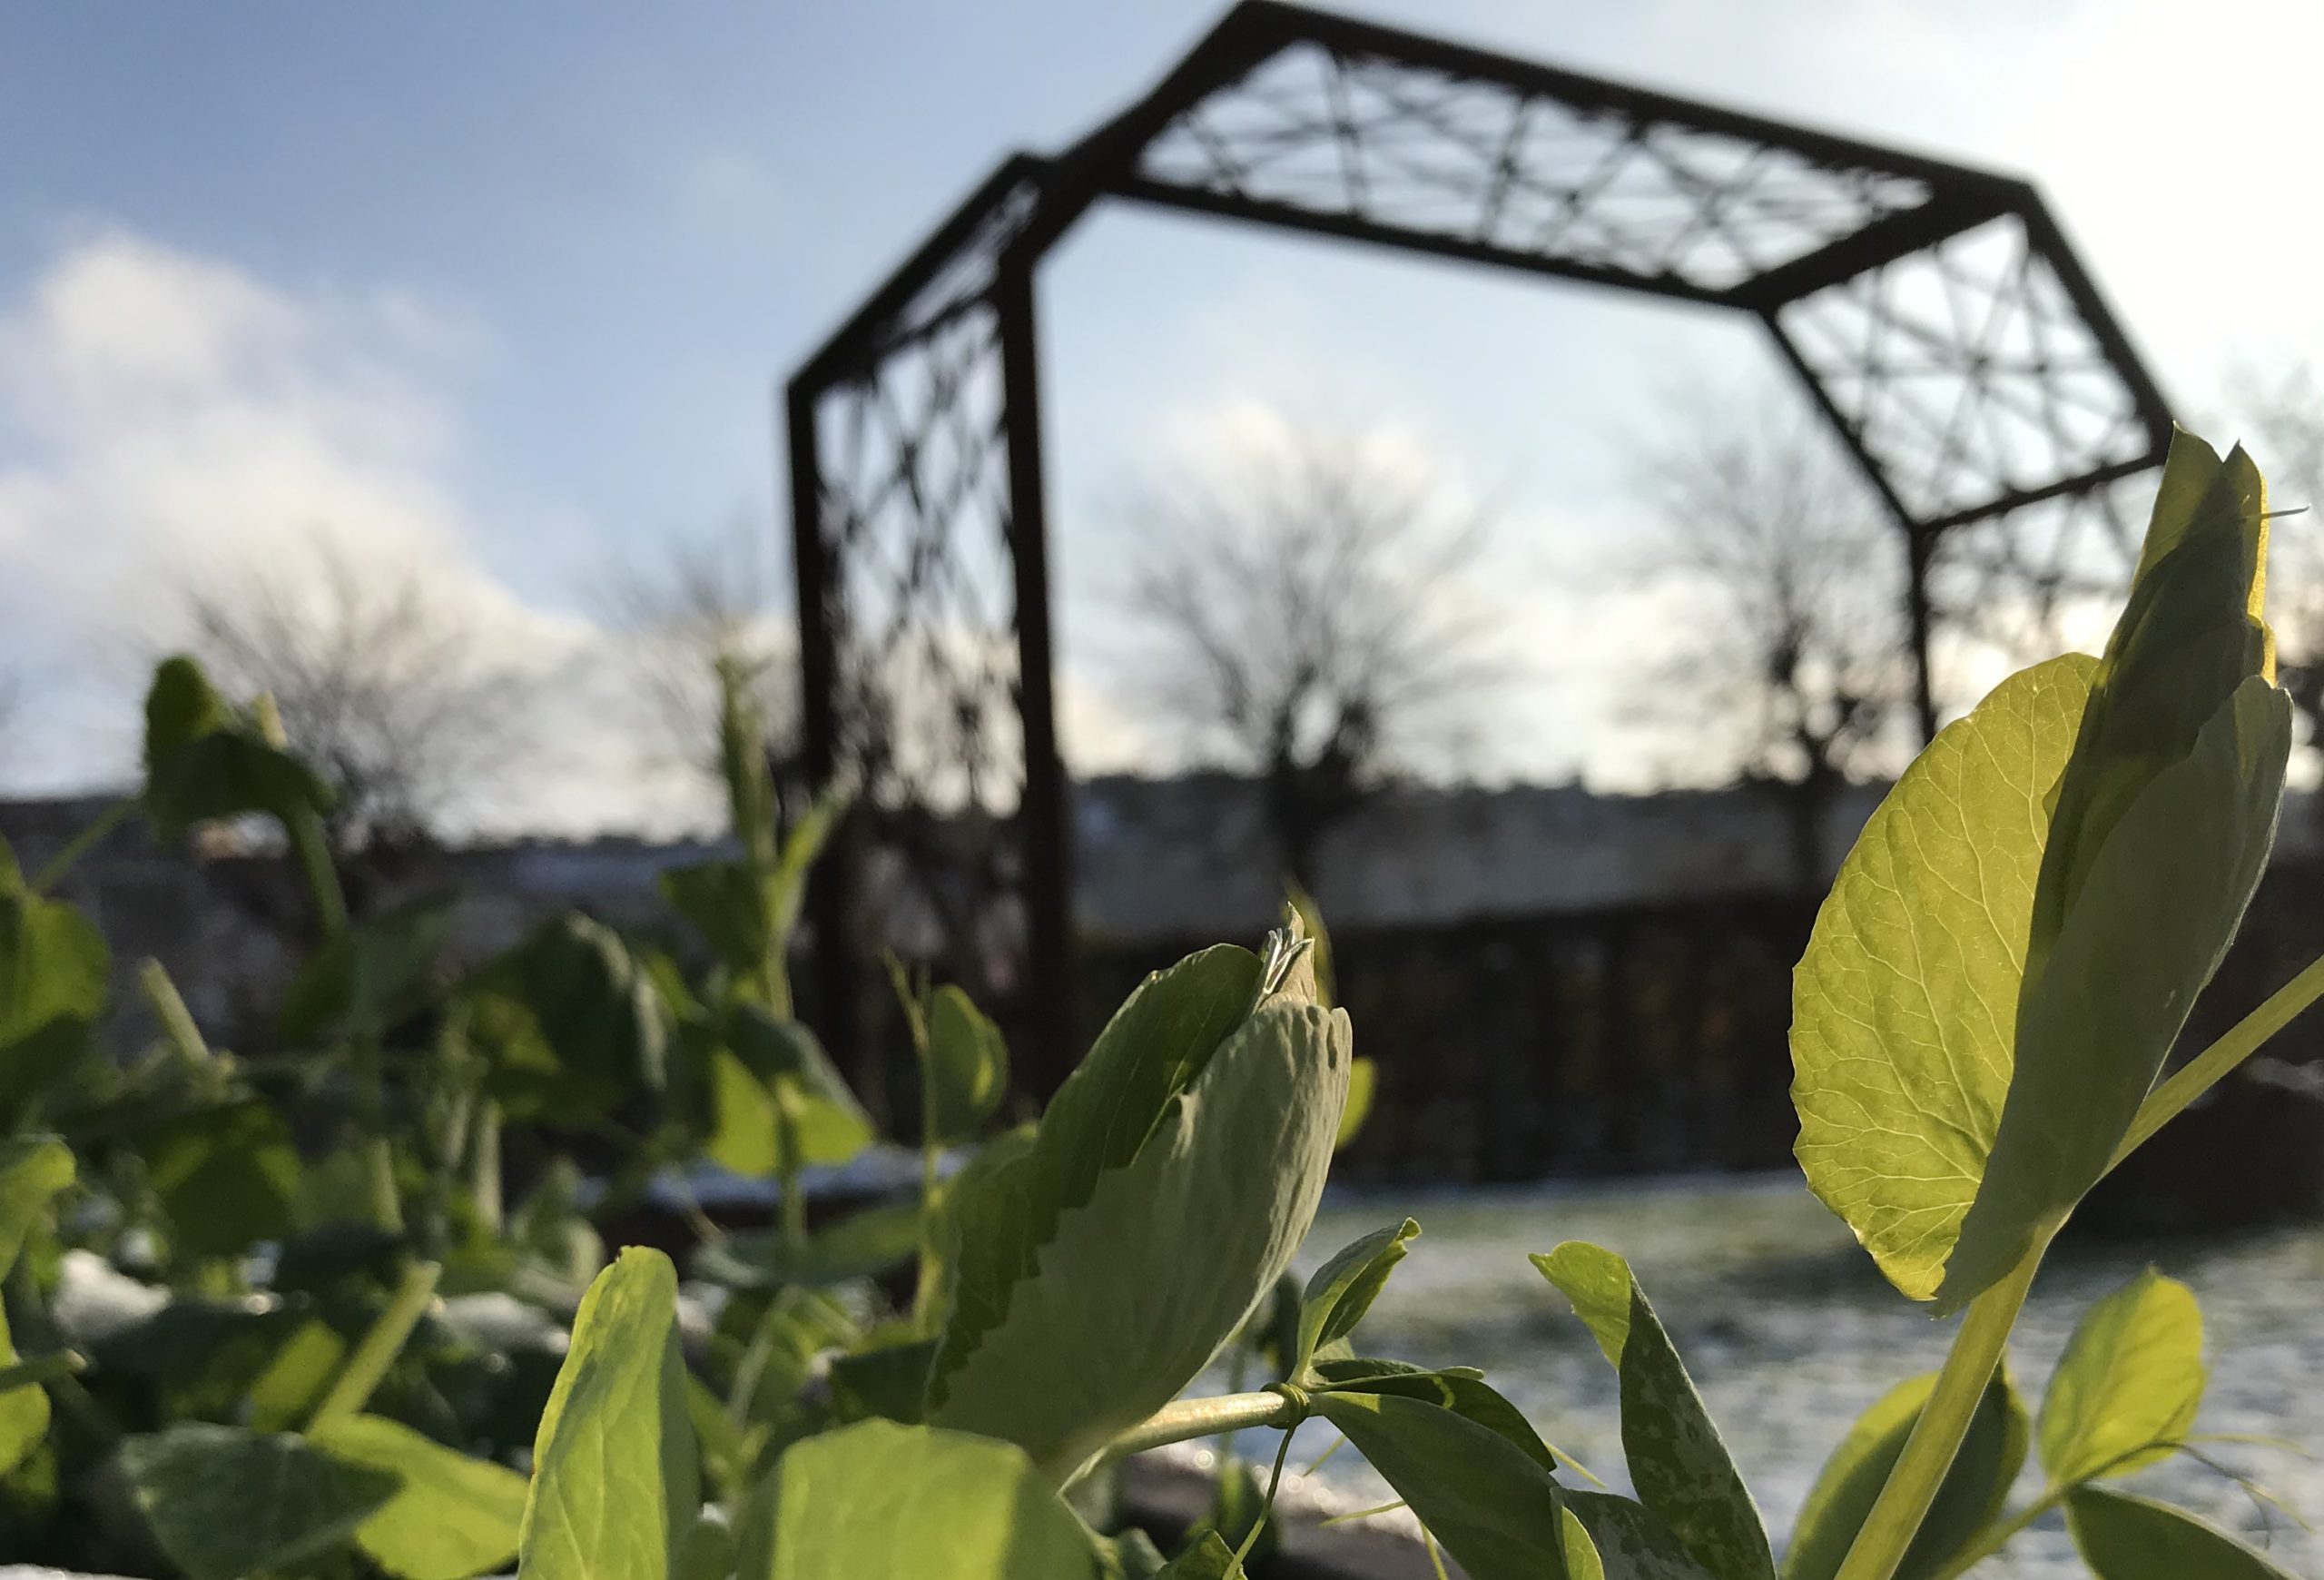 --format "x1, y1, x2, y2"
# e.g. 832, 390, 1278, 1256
1794, 434, 2292, 1313
2037, 1269, 2204, 1486
247, 1318, 349, 1432
763, 1418, 1107, 1578
1790, 656, 2093, 1303
2066, 1485, 2296, 1579
930, 943, 1351, 1484
1942, 675, 2288, 1306
922, 984, 1009, 1143
311, 1412, 528, 1580
1295, 1220, 1418, 1376
1534, 1242, 1774, 1580
709, 1004, 872, 1171
121, 1423, 397, 1580
517, 1247, 699, 1580
1782, 1368, 2028, 1580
